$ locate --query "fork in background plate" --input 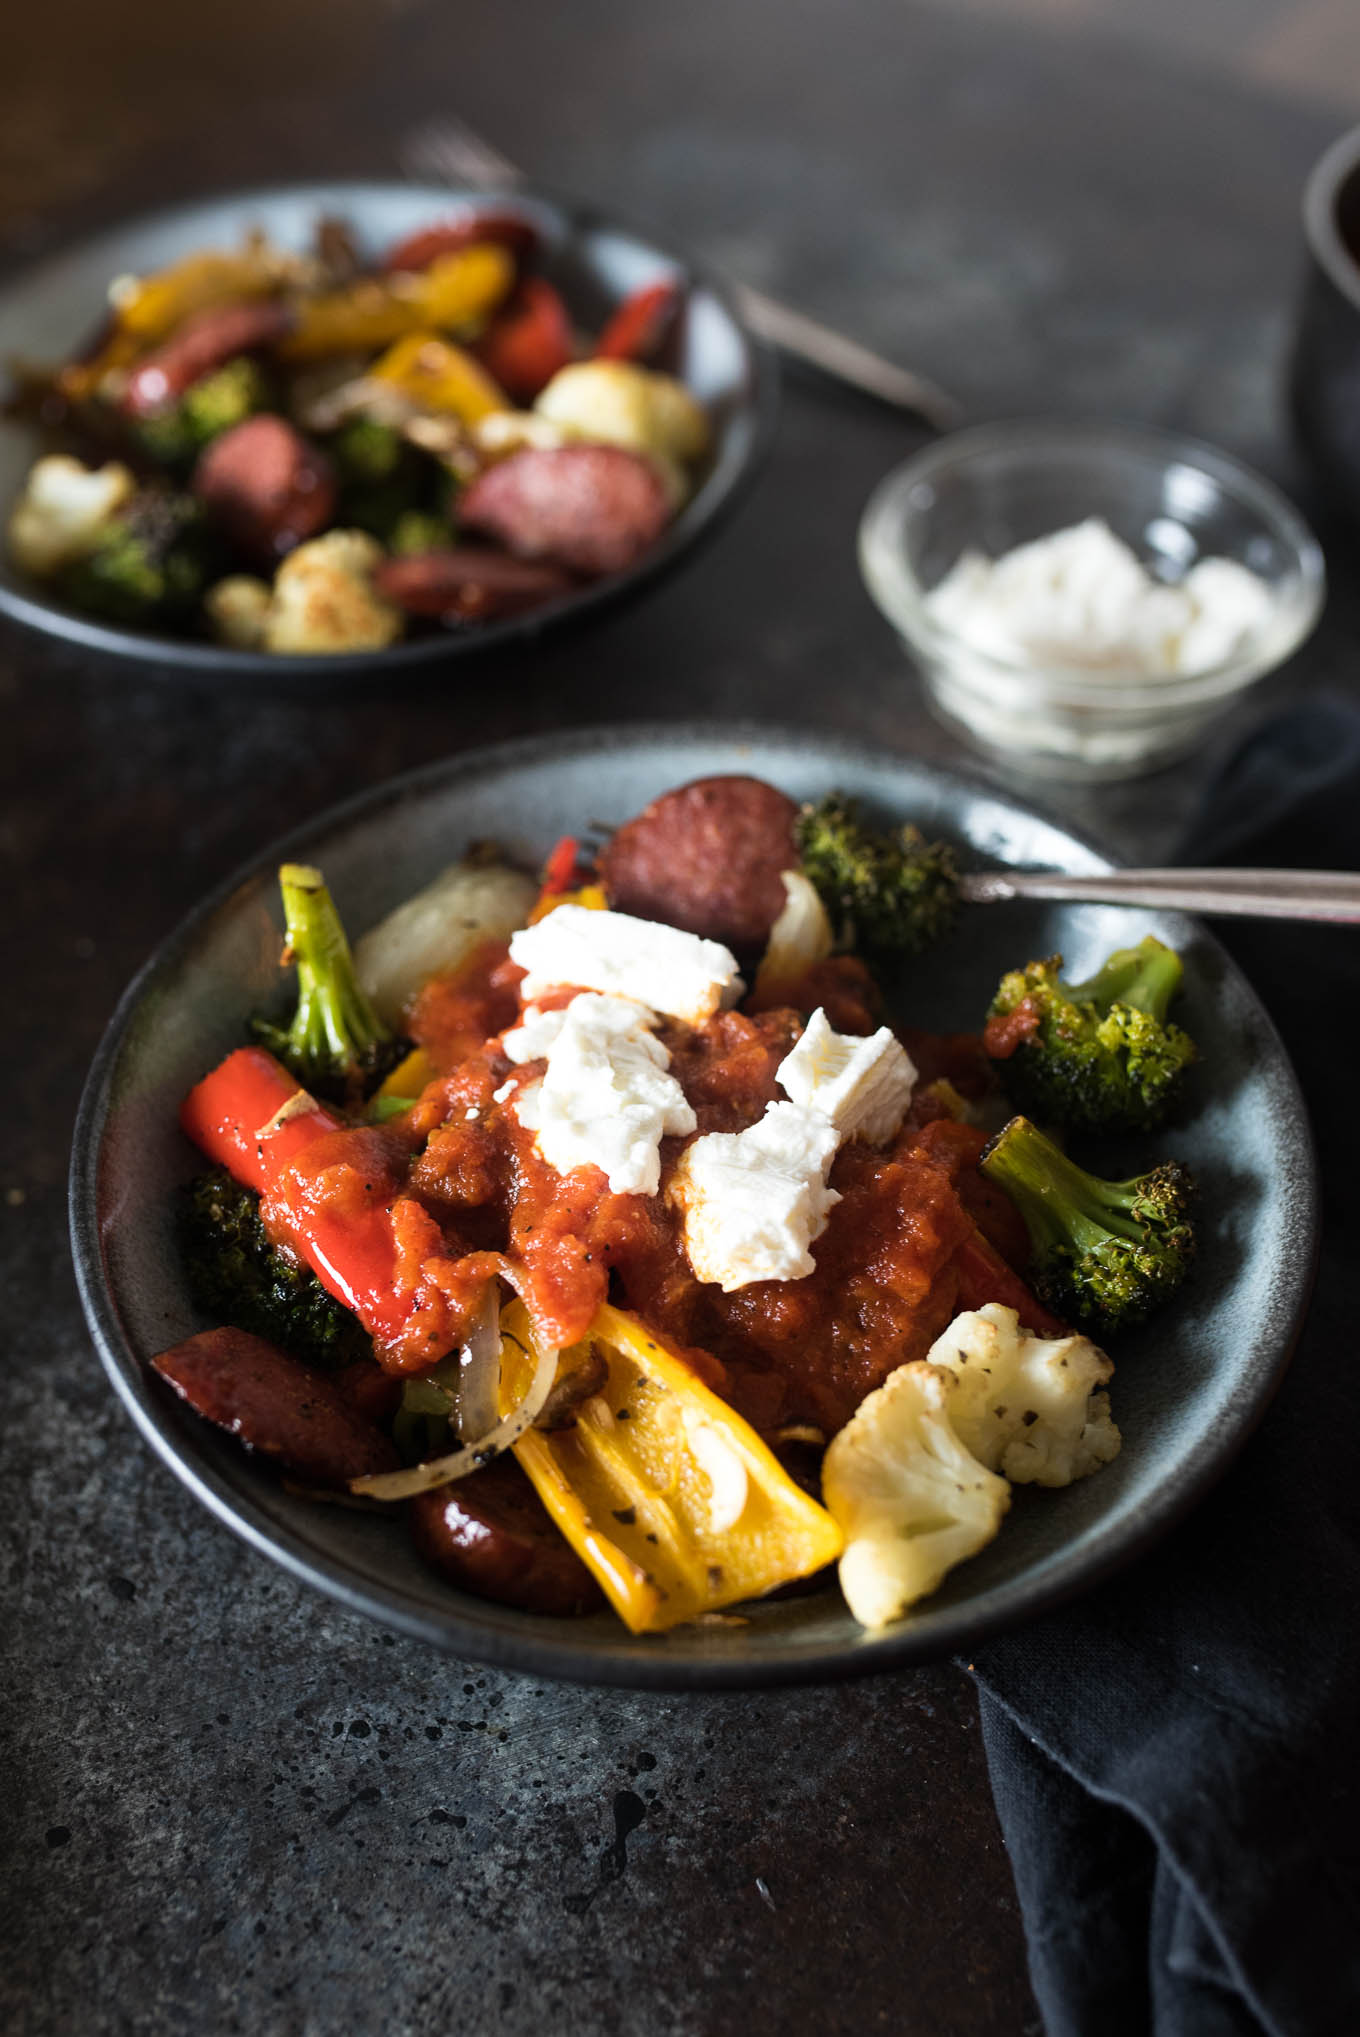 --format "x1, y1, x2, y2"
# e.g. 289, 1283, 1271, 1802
399, 117, 965, 431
